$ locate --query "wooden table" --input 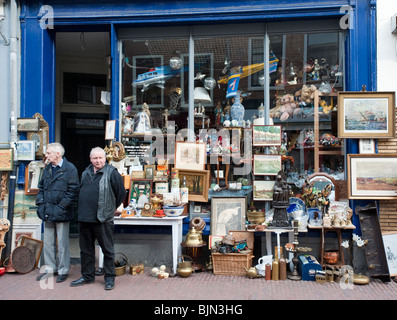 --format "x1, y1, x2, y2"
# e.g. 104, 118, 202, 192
114, 215, 186, 274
